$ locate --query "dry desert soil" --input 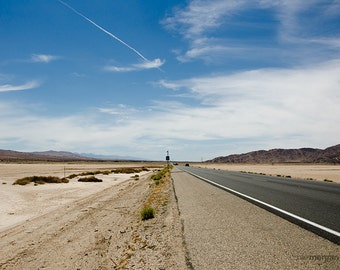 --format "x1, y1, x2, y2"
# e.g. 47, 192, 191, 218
0, 162, 186, 269
0, 162, 339, 269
